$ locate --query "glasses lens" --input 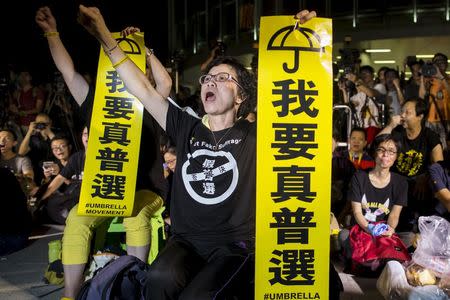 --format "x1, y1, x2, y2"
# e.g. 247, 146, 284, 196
199, 75, 209, 85
215, 73, 230, 82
